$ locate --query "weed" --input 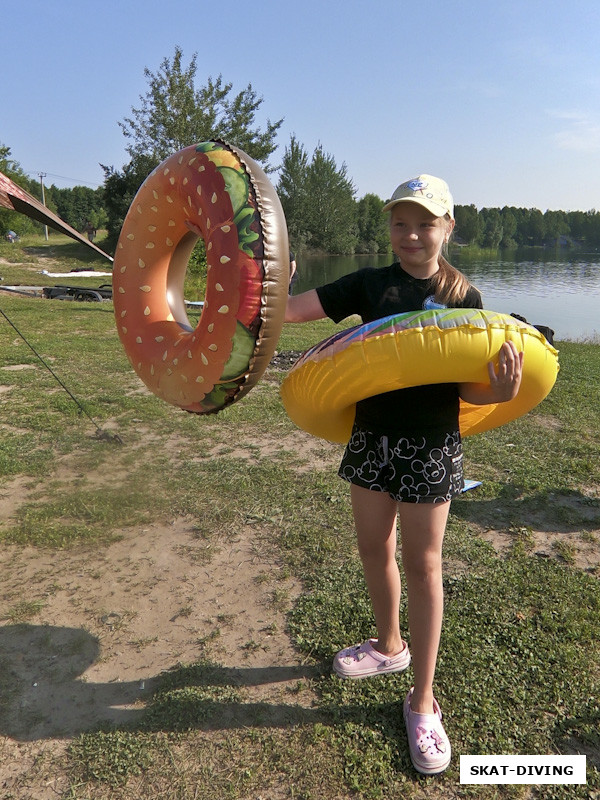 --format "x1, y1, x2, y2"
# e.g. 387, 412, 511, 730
552, 539, 577, 564
2, 599, 44, 622
241, 639, 262, 653
68, 730, 160, 787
